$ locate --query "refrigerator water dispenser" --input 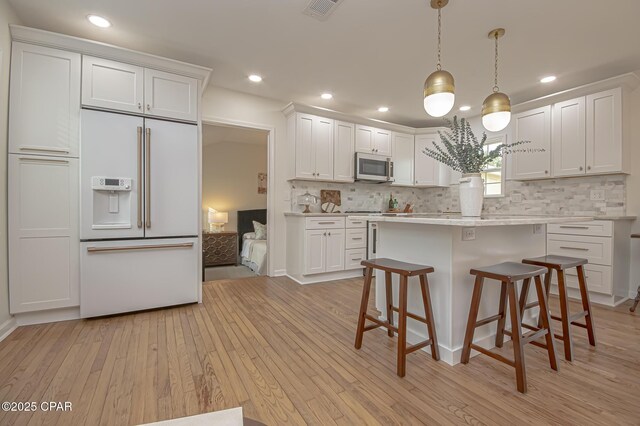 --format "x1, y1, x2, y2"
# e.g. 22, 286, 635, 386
91, 177, 133, 229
